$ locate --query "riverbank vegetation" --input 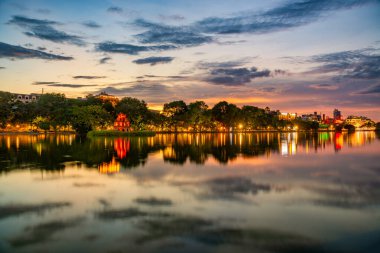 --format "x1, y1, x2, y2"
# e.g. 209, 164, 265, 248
0, 91, 376, 135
